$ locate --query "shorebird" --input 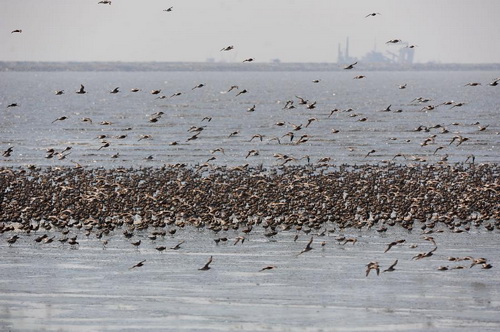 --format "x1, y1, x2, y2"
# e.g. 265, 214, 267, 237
366, 261, 380, 276
365, 12, 381, 18
151, 89, 161, 95
298, 237, 313, 255
55, 90, 64, 95
344, 61, 357, 69
259, 266, 276, 272
129, 260, 146, 270
450, 102, 466, 109
312, 79, 321, 83
7, 103, 18, 108
192, 83, 204, 90
170, 240, 185, 250
354, 75, 366, 79
2, 147, 13, 157
383, 260, 398, 273
221, 45, 234, 51
243, 58, 254, 62
236, 89, 248, 97
249, 134, 264, 142
488, 78, 499, 86
76, 84, 86, 94
170, 92, 182, 98
110, 87, 119, 94
364, 149, 376, 158
399, 83, 407, 89
233, 236, 245, 245
98, 1, 112, 4
163, 7, 173, 12
11, 29, 22, 33
245, 149, 259, 158
156, 246, 167, 252
130, 88, 141, 92
226, 85, 239, 93
52, 116, 67, 123
464, 82, 481, 86
199, 256, 213, 270
384, 239, 405, 253
7, 235, 20, 246
386, 39, 402, 44
412, 247, 437, 260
